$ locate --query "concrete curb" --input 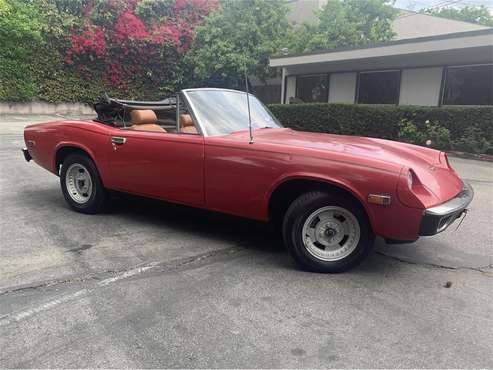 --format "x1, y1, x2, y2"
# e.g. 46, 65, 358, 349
0, 101, 93, 115
447, 151, 493, 163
